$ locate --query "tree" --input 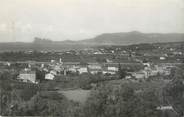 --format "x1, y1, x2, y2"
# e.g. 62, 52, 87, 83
118, 64, 127, 79
83, 83, 161, 117
165, 67, 184, 116
19, 86, 39, 101
0, 77, 12, 115
96, 58, 106, 63
36, 69, 45, 82
10, 91, 76, 116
